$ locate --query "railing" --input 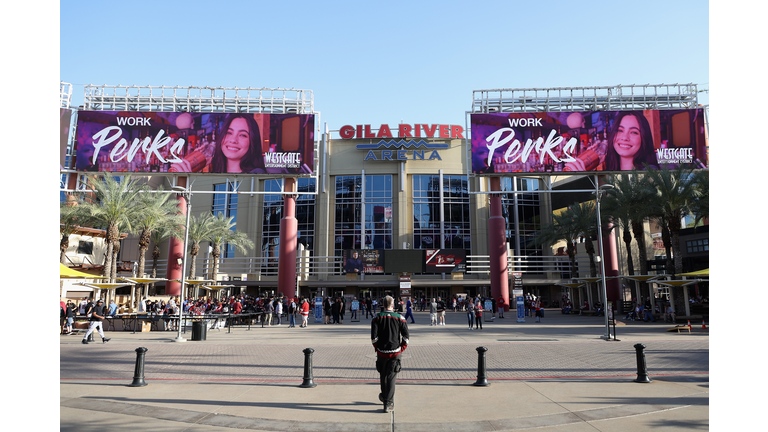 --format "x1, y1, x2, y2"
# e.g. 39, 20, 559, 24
71, 253, 595, 281
128, 254, 592, 280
